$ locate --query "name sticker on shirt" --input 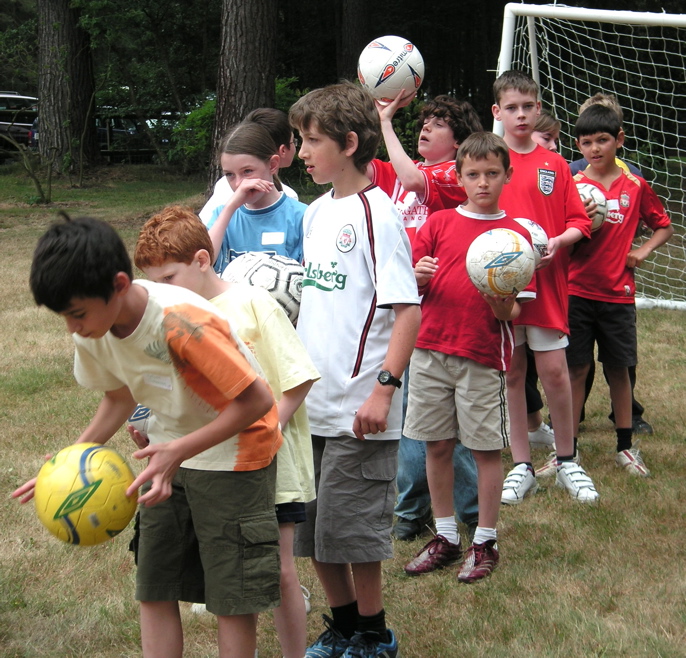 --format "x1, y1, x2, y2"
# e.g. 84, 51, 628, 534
262, 231, 285, 245
143, 373, 173, 390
